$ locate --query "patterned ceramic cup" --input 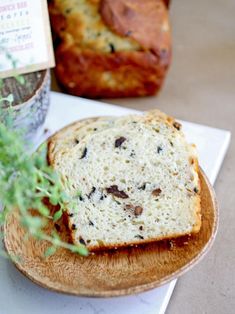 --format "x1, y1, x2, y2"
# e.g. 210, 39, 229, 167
10, 69, 51, 142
